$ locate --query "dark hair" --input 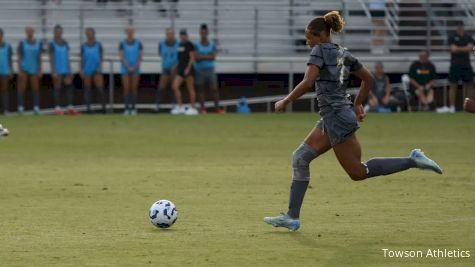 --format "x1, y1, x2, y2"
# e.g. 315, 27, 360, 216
307, 11, 345, 36
54, 24, 62, 30
200, 24, 208, 31
420, 49, 430, 56
0, 28, 3, 35
85, 27, 95, 34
